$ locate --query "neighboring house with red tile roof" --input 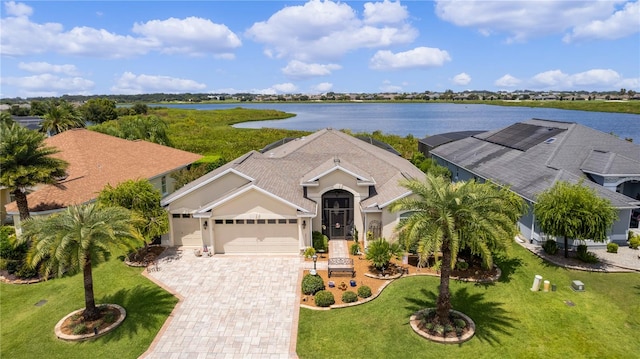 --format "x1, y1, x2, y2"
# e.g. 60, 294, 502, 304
160, 128, 425, 254
4, 129, 202, 228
